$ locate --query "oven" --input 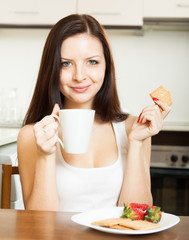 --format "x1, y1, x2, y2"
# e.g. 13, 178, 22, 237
150, 131, 189, 216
